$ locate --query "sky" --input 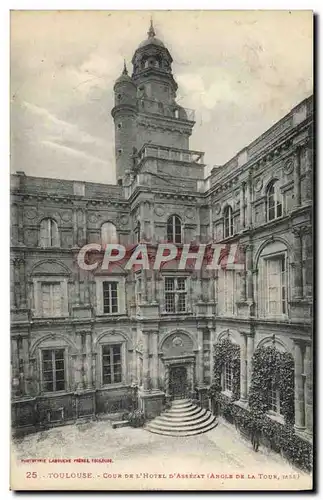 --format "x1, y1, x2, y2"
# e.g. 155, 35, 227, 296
10, 10, 313, 184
